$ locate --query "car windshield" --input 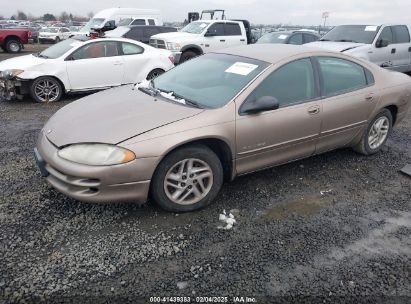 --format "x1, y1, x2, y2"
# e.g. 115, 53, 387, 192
37, 38, 82, 59
41, 28, 59, 33
180, 21, 210, 34
152, 53, 269, 108
118, 18, 132, 26
257, 32, 290, 44
81, 18, 105, 32
320, 25, 381, 44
